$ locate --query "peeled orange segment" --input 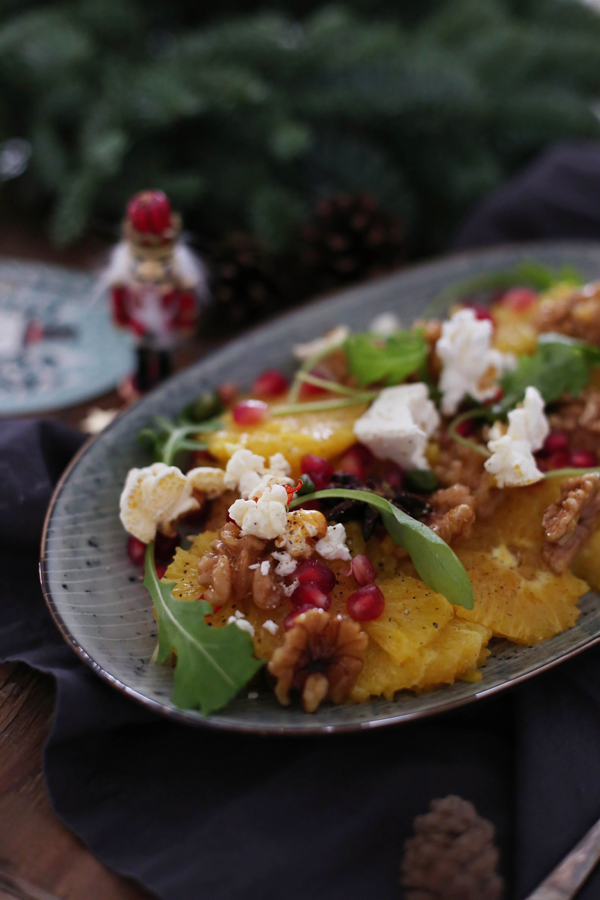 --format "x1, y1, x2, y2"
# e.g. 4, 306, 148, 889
572, 529, 600, 591
164, 530, 219, 601
364, 576, 454, 664
351, 640, 425, 702
455, 547, 585, 645
416, 619, 491, 690
206, 405, 367, 476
